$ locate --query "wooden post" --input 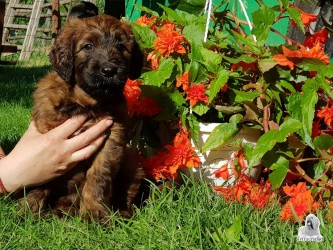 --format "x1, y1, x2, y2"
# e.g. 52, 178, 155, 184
0, 0, 17, 64
52, 0, 60, 42
0, 0, 5, 47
